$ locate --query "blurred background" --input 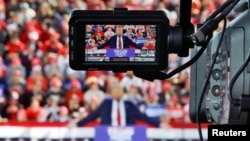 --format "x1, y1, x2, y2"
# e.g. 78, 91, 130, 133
0, 0, 232, 140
